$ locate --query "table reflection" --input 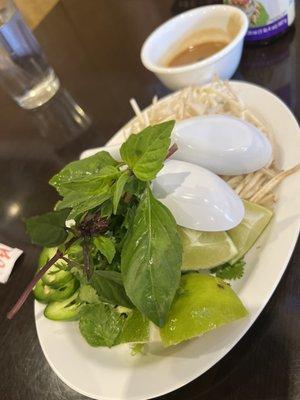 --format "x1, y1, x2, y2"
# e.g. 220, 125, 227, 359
0, 87, 93, 244
238, 29, 296, 110
27, 86, 92, 145
6, 202, 21, 219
